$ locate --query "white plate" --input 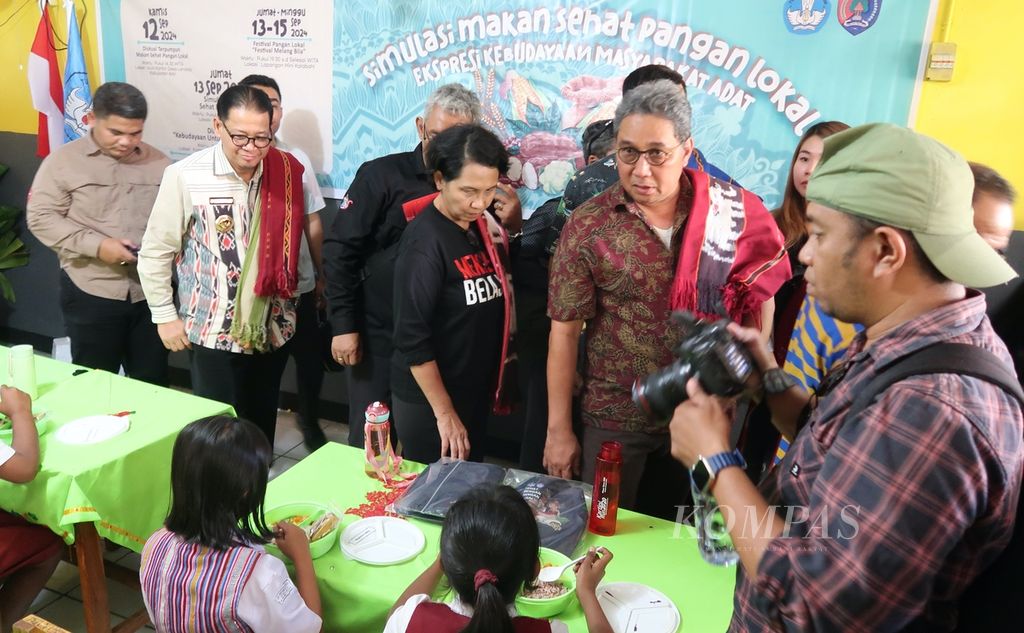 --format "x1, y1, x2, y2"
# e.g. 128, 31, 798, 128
339, 516, 425, 566
54, 415, 130, 445
597, 582, 681, 633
